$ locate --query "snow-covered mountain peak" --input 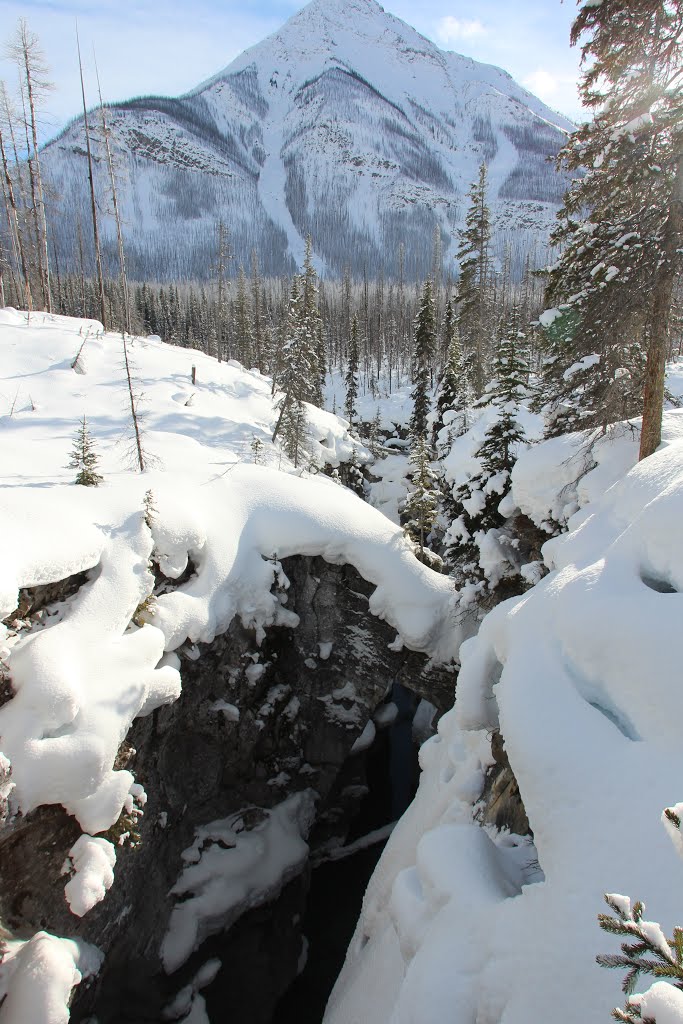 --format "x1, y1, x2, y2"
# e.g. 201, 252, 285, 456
43, 0, 577, 280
